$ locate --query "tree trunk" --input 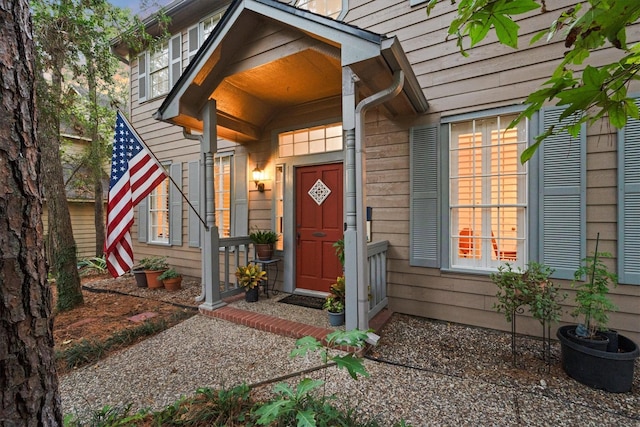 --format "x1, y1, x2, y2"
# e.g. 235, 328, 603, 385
0, 0, 62, 424
39, 60, 83, 311
87, 60, 105, 257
